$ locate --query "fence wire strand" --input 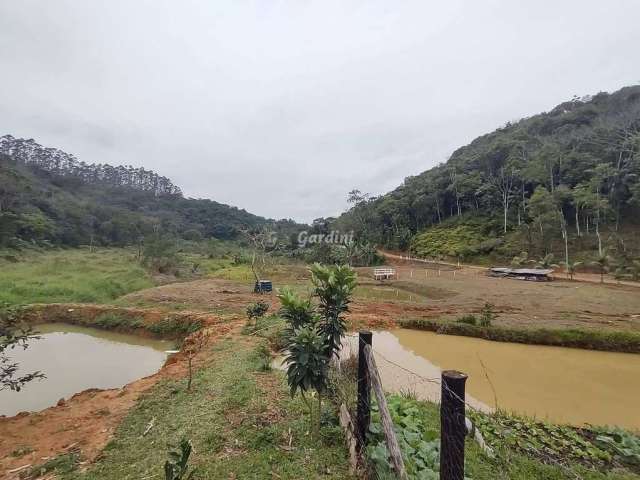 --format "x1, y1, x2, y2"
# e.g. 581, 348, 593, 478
347, 332, 592, 480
